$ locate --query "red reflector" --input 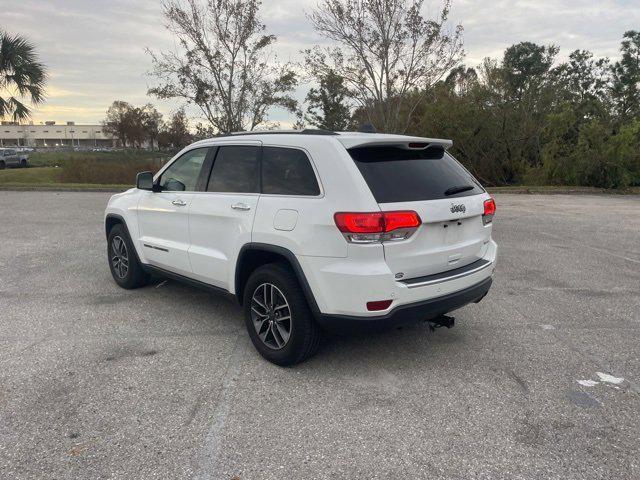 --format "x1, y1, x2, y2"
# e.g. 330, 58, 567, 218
366, 300, 393, 311
483, 198, 496, 216
334, 211, 421, 233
